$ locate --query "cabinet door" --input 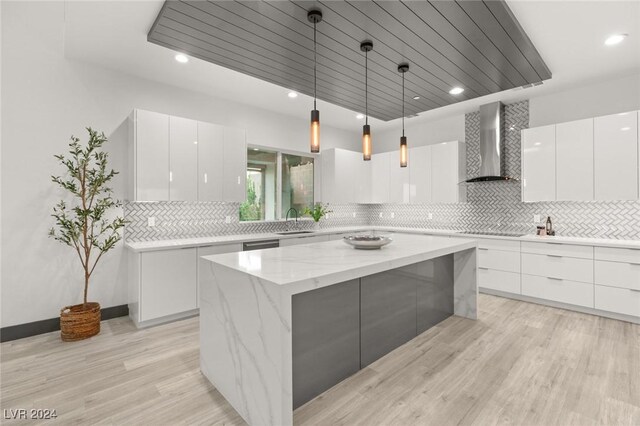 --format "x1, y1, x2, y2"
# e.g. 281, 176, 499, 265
522, 125, 556, 202
348, 152, 371, 203
223, 127, 247, 202
556, 118, 594, 201
140, 248, 197, 322
197, 122, 224, 201
169, 116, 198, 201
135, 109, 169, 201
389, 151, 410, 203
594, 111, 638, 200
292, 279, 360, 409
370, 152, 390, 203
409, 145, 432, 204
431, 141, 460, 203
